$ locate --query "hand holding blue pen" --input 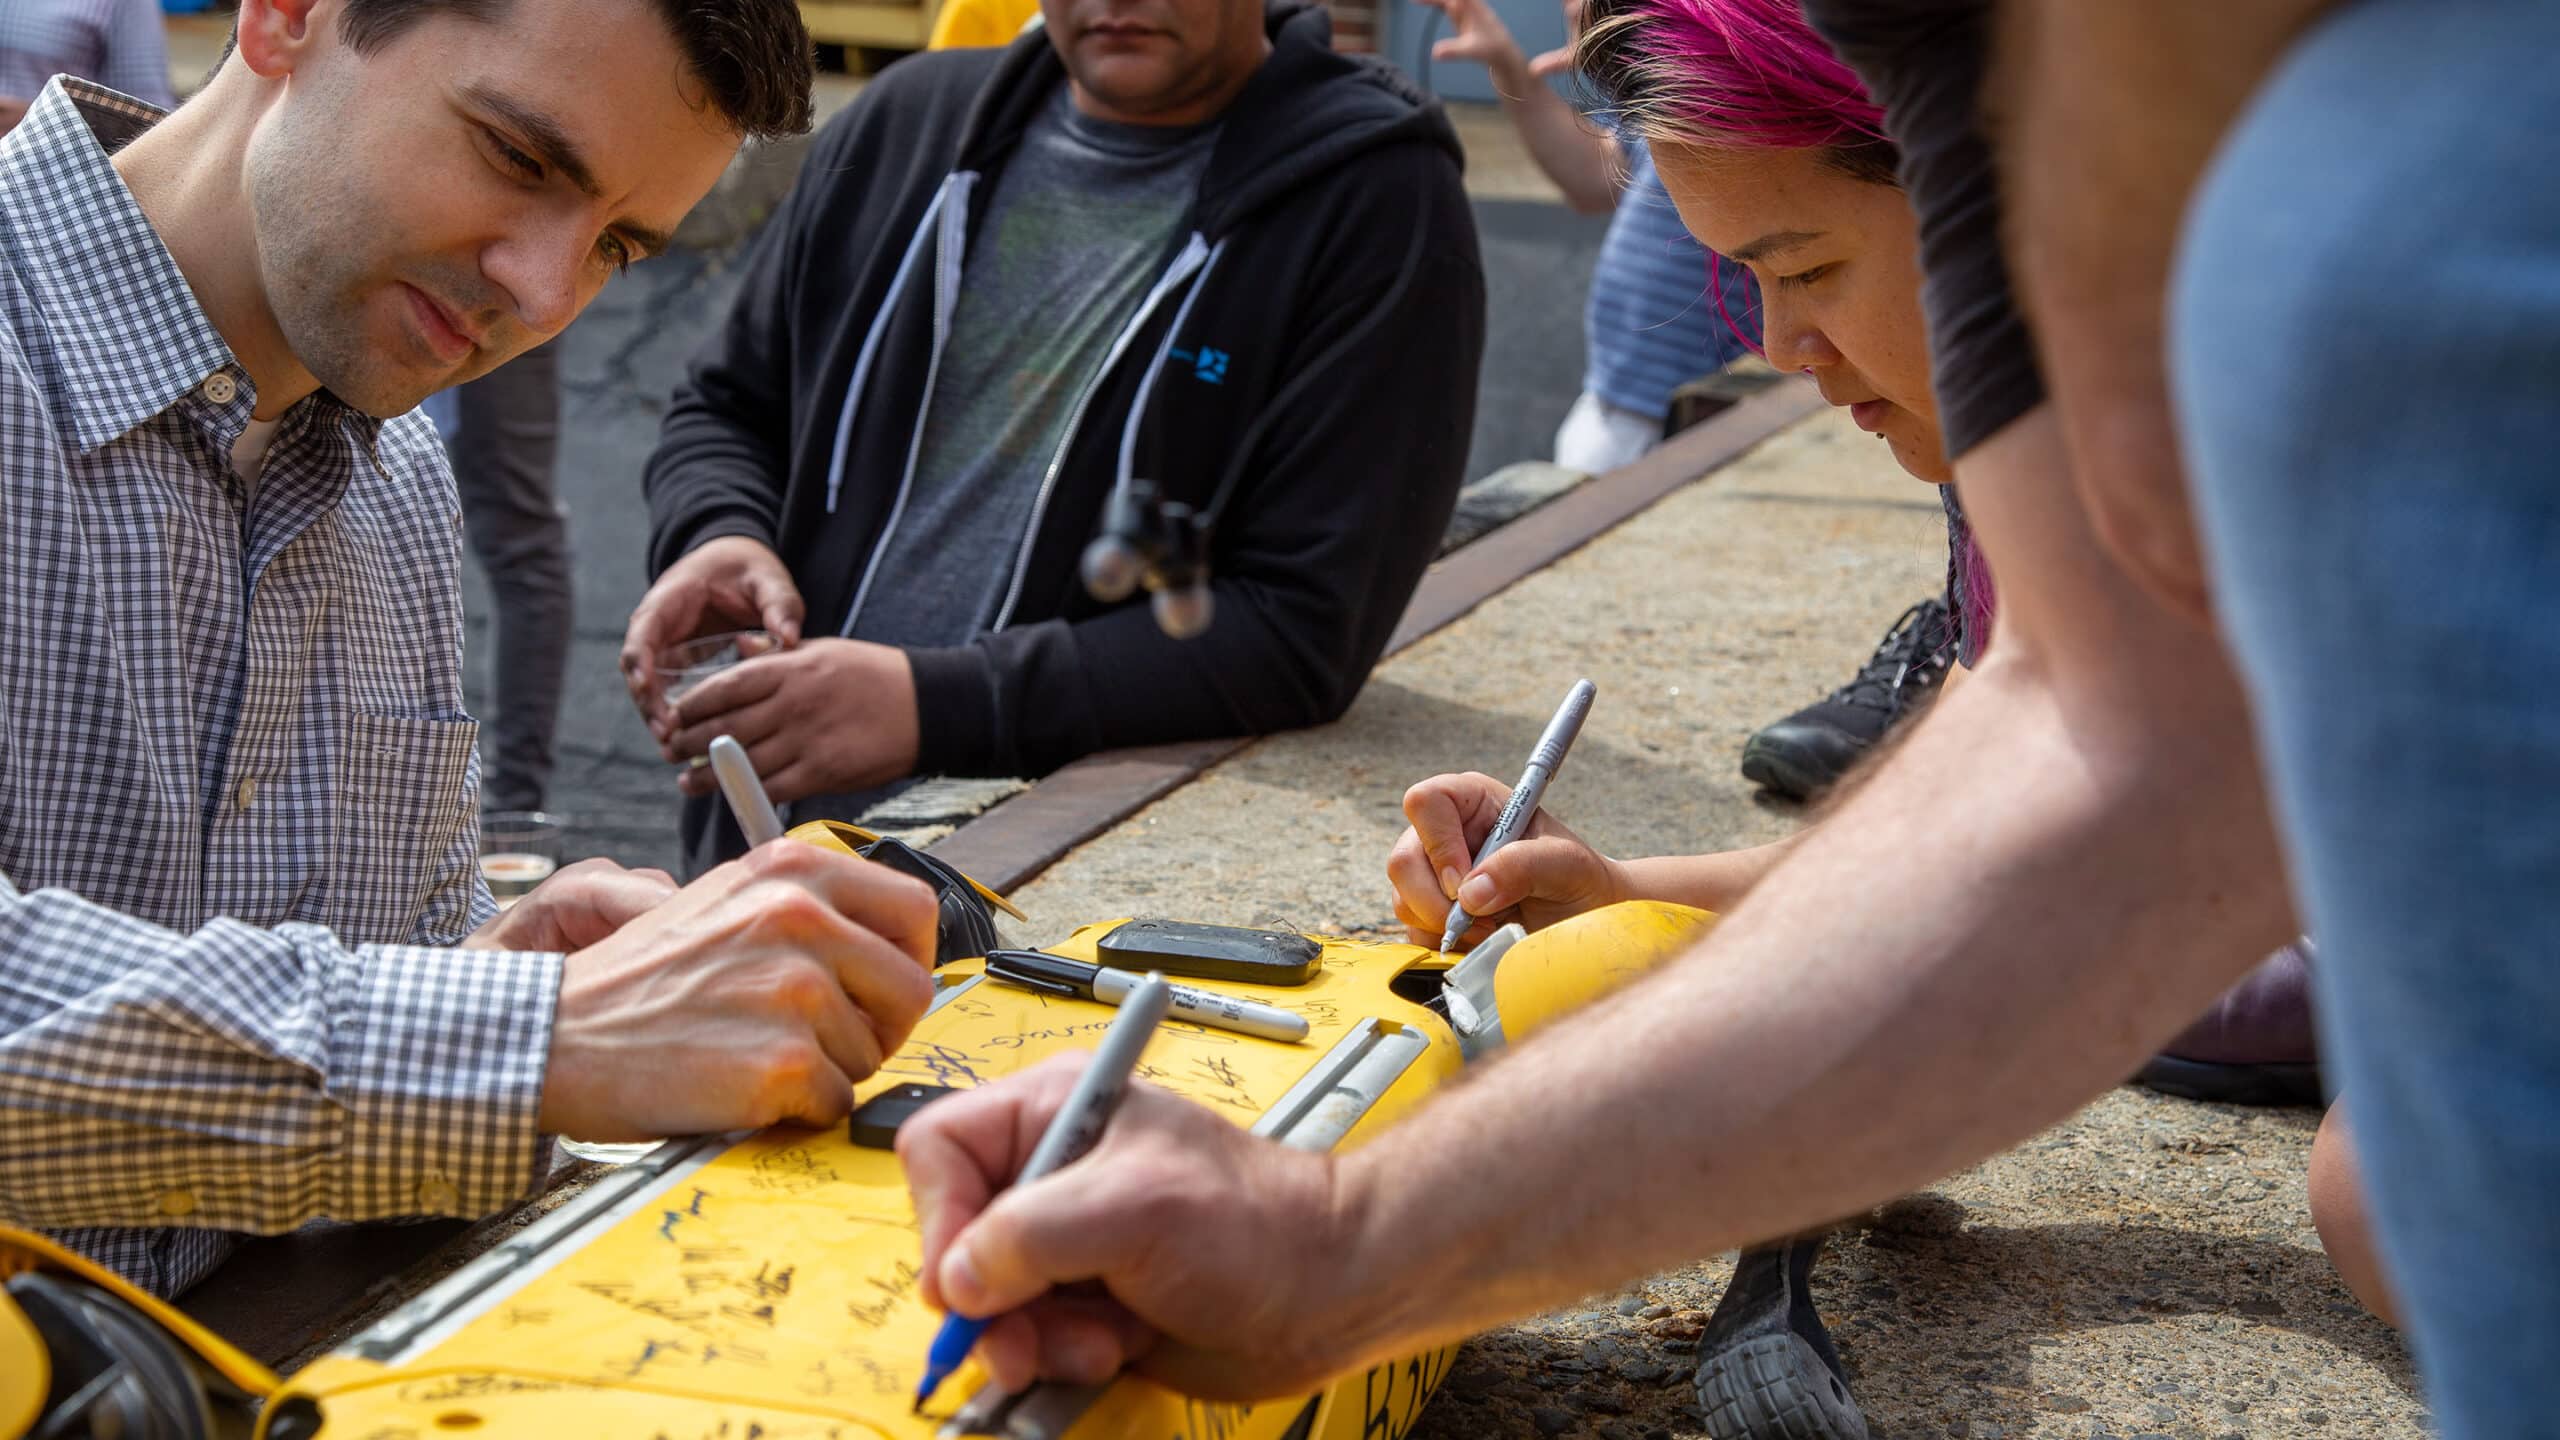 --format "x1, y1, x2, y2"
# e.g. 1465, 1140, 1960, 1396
912, 973, 1176, 1413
